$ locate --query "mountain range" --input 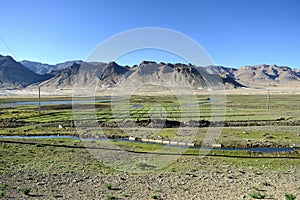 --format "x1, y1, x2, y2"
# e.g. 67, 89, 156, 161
0, 54, 299, 91
20, 60, 84, 75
